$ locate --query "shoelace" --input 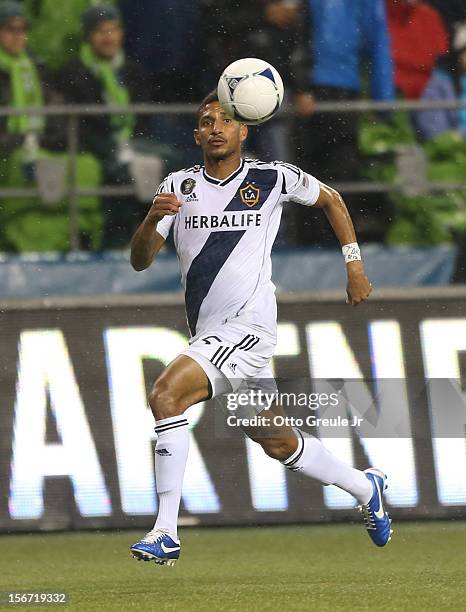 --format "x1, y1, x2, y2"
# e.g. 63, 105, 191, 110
359, 504, 376, 530
140, 529, 168, 544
